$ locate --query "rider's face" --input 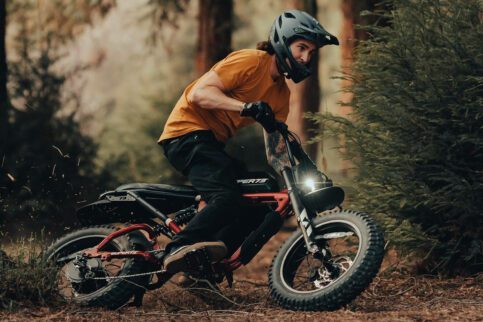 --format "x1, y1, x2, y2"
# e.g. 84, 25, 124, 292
289, 39, 317, 66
